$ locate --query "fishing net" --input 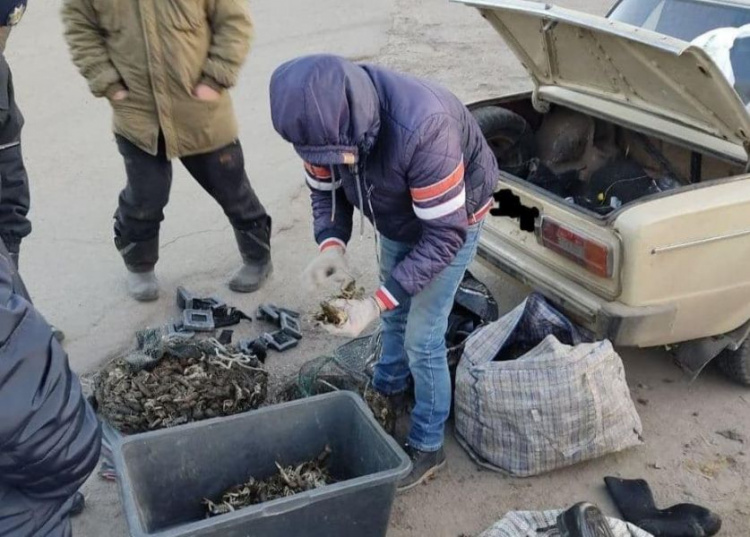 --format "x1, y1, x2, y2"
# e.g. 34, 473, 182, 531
120, 324, 205, 370
277, 331, 397, 431
276, 332, 382, 403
